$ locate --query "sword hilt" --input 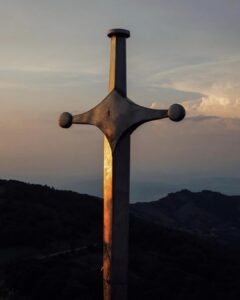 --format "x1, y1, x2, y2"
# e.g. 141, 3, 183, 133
108, 28, 130, 97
